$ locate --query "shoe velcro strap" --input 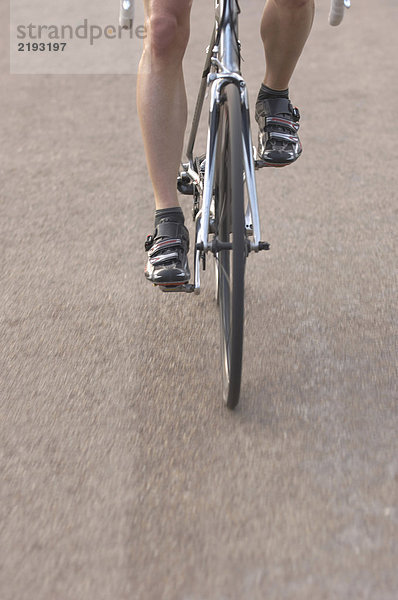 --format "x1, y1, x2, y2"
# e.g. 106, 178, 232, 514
258, 97, 300, 121
149, 251, 179, 265
155, 220, 184, 240
259, 97, 292, 116
268, 132, 300, 144
149, 238, 182, 258
266, 116, 300, 133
